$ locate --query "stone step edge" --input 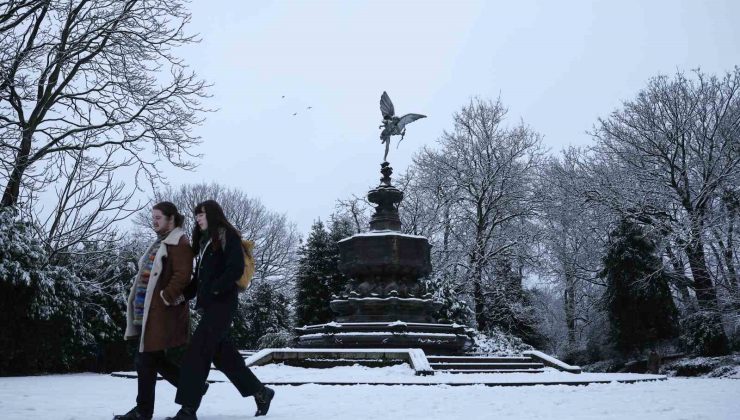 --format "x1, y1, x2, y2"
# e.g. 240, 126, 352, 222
427, 356, 532, 360
109, 373, 666, 386
429, 362, 543, 366
434, 369, 546, 374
